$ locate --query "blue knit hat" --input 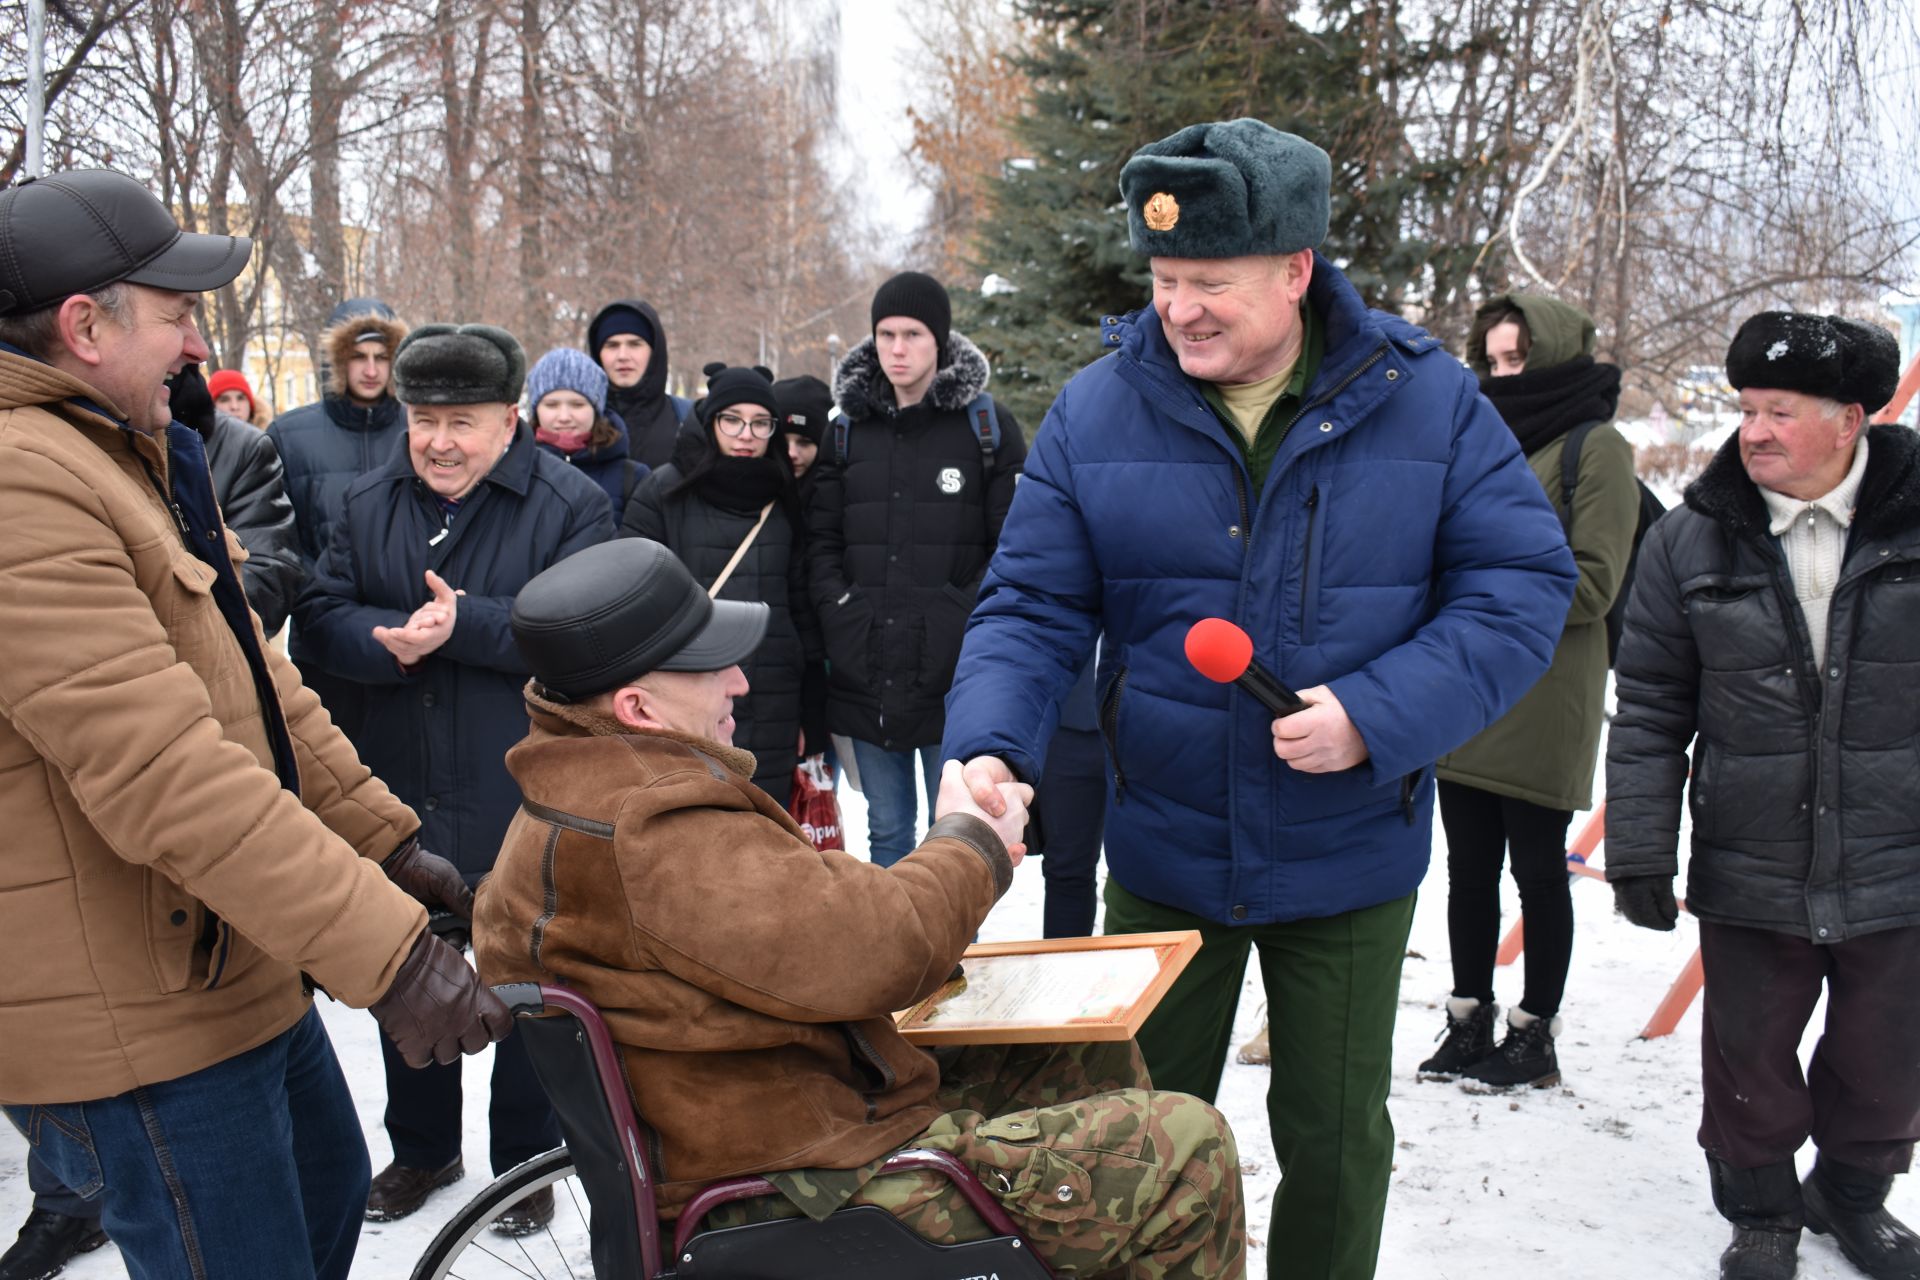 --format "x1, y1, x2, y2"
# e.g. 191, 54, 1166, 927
526, 347, 610, 416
